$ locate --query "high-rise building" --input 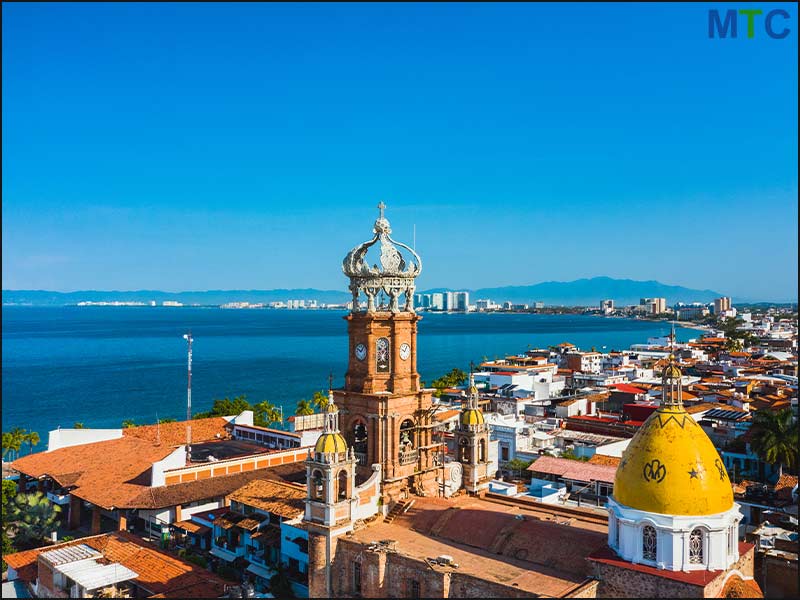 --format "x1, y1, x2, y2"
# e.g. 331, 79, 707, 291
640, 297, 666, 315
453, 291, 469, 311
431, 293, 444, 310
600, 299, 614, 311
713, 297, 732, 315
